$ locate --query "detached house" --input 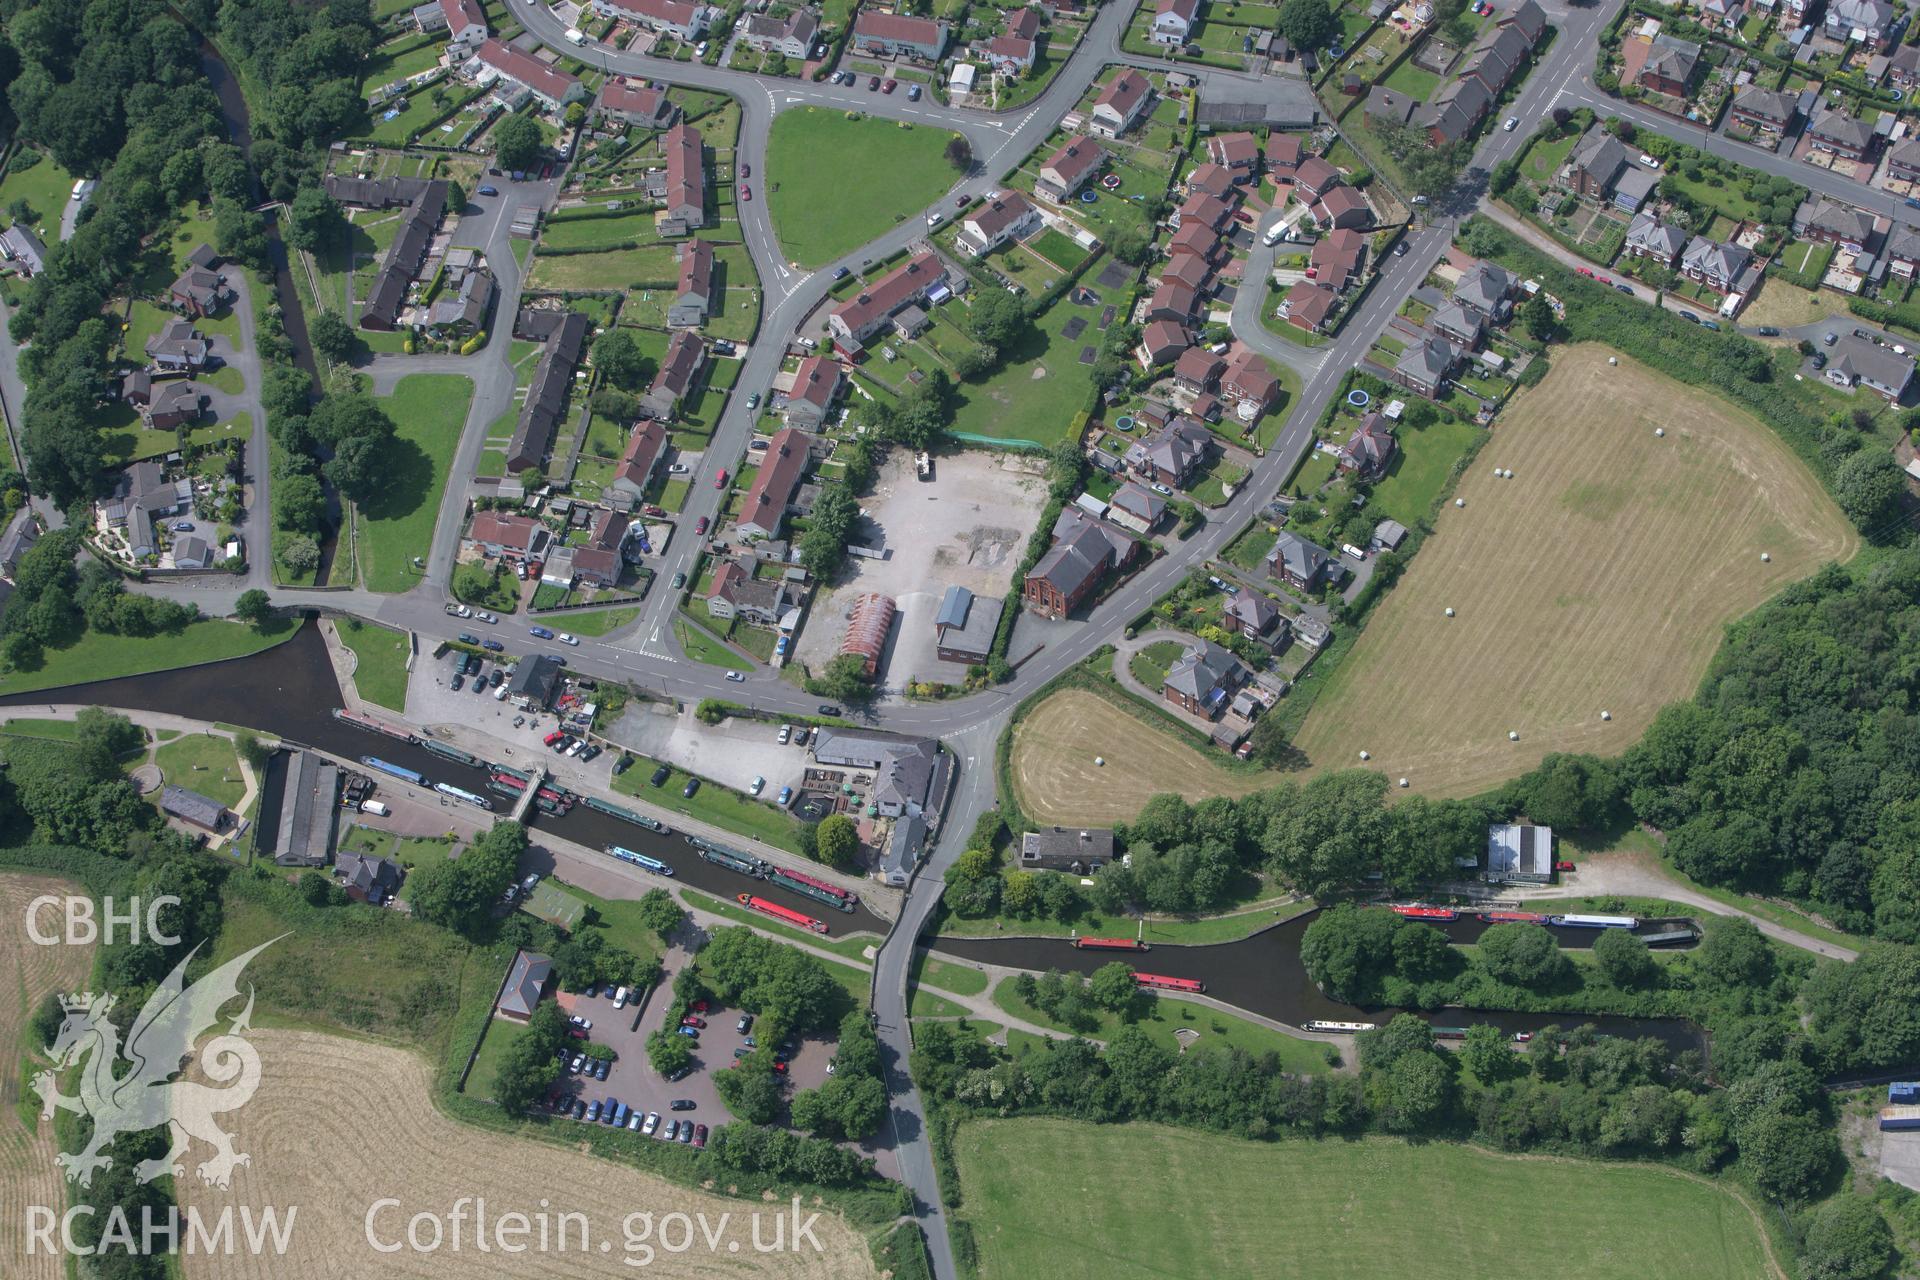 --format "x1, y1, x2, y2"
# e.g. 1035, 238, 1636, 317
1145, 281, 1198, 324
851, 11, 950, 59
1282, 280, 1338, 332
1313, 185, 1371, 232
1309, 227, 1366, 289
644, 329, 705, 419
986, 7, 1043, 72
1825, 333, 1914, 400
1206, 131, 1261, 174
1171, 346, 1224, 396
1126, 417, 1213, 487
1392, 334, 1462, 397
781, 355, 843, 429
1680, 235, 1753, 292
1565, 126, 1628, 200
1090, 69, 1152, 138
1037, 135, 1104, 202
1825, 0, 1896, 47
146, 319, 211, 373
1221, 349, 1281, 416
1152, 0, 1201, 44
957, 190, 1041, 256
739, 7, 819, 58
1164, 639, 1247, 718
1267, 530, 1331, 590
144, 381, 208, 431
1108, 482, 1166, 533
437, 0, 487, 50
668, 239, 714, 328
1636, 35, 1701, 97
169, 246, 230, 317
1337, 412, 1396, 479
